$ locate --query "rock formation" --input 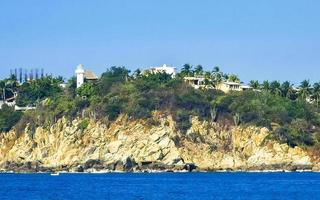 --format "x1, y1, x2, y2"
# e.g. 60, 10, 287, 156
0, 113, 316, 172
